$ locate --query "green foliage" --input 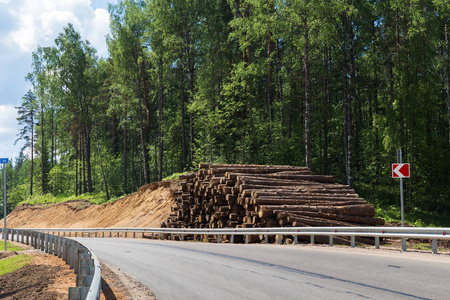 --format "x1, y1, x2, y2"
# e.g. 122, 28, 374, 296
0, 242, 24, 252
0, 255, 32, 276
19, 192, 110, 206
1, 0, 448, 228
